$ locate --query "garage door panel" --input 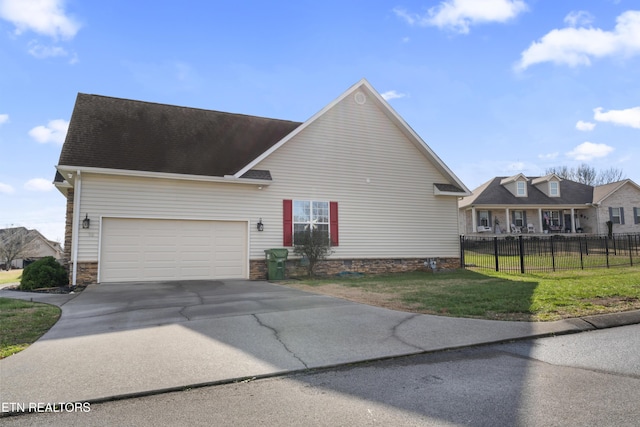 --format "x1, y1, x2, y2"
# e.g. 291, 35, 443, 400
101, 218, 247, 282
